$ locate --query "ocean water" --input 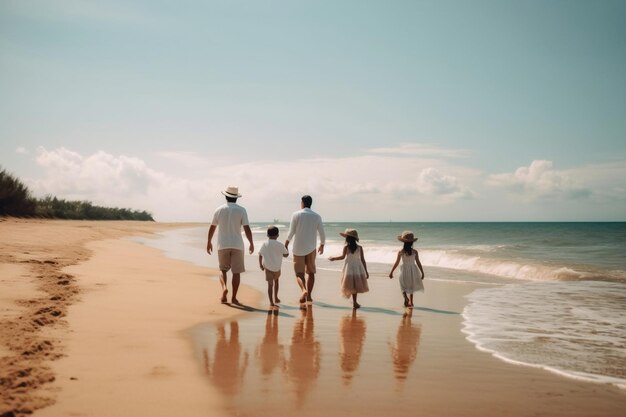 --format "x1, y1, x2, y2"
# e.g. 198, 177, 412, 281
138, 222, 626, 392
